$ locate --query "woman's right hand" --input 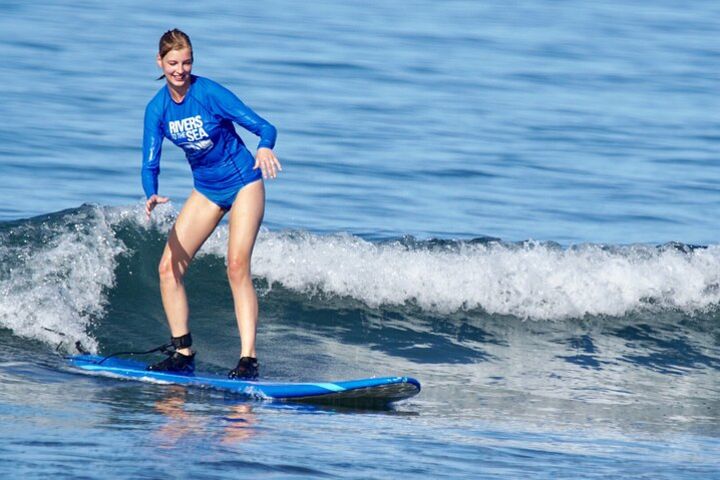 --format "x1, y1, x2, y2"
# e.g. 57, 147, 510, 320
145, 194, 169, 218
